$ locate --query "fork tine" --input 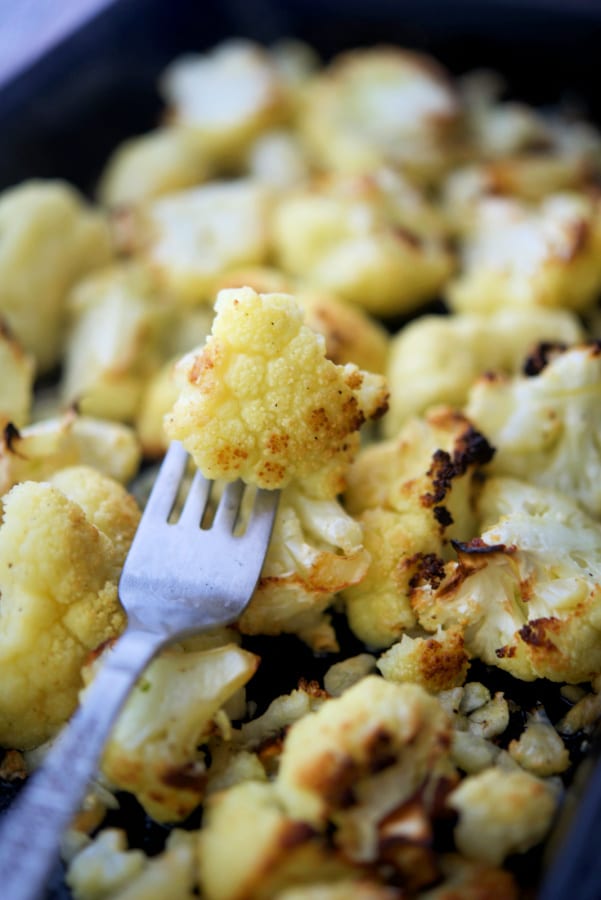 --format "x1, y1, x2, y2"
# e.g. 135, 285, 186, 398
246, 488, 280, 543
178, 468, 212, 527
144, 441, 189, 521
212, 480, 245, 533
